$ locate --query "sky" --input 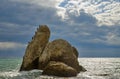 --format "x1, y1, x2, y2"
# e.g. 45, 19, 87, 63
0, 0, 120, 57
